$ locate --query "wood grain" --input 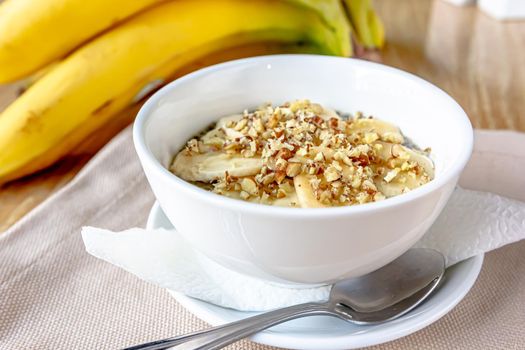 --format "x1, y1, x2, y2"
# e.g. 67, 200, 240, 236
374, 0, 525, 130
1, 0, 524, 232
